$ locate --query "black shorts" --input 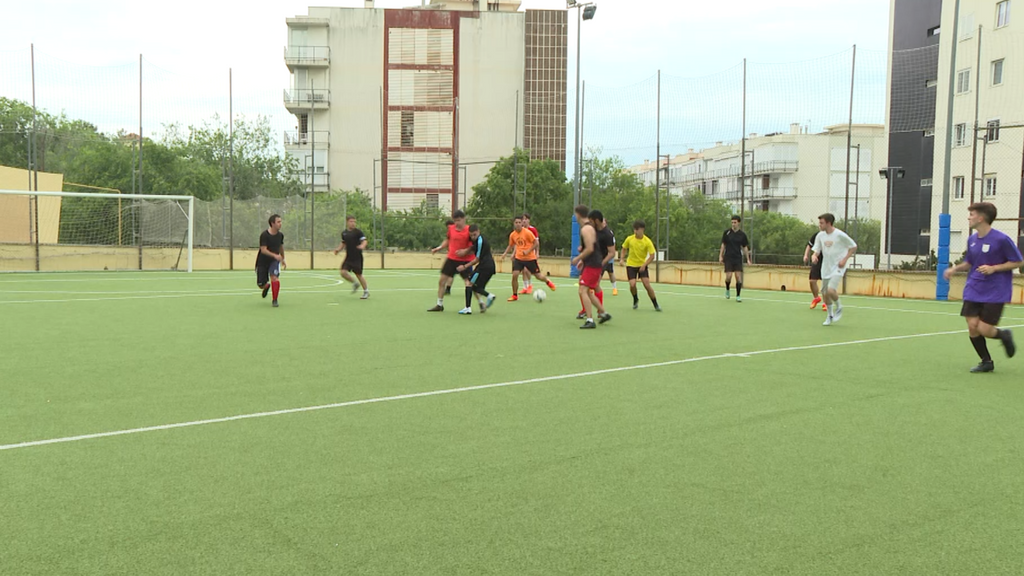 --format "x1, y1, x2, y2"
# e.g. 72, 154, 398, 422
255, 260, 280, 286
961, 301, 1006, 326
512, 258, 541, 274
626, 266, 650, 280
442, 258, 473, 279
603, 260, 615, 274
809, 260, 823, 281
342, 258, 364, 275
471, 265, 495, 290
724, 259, 744, 273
